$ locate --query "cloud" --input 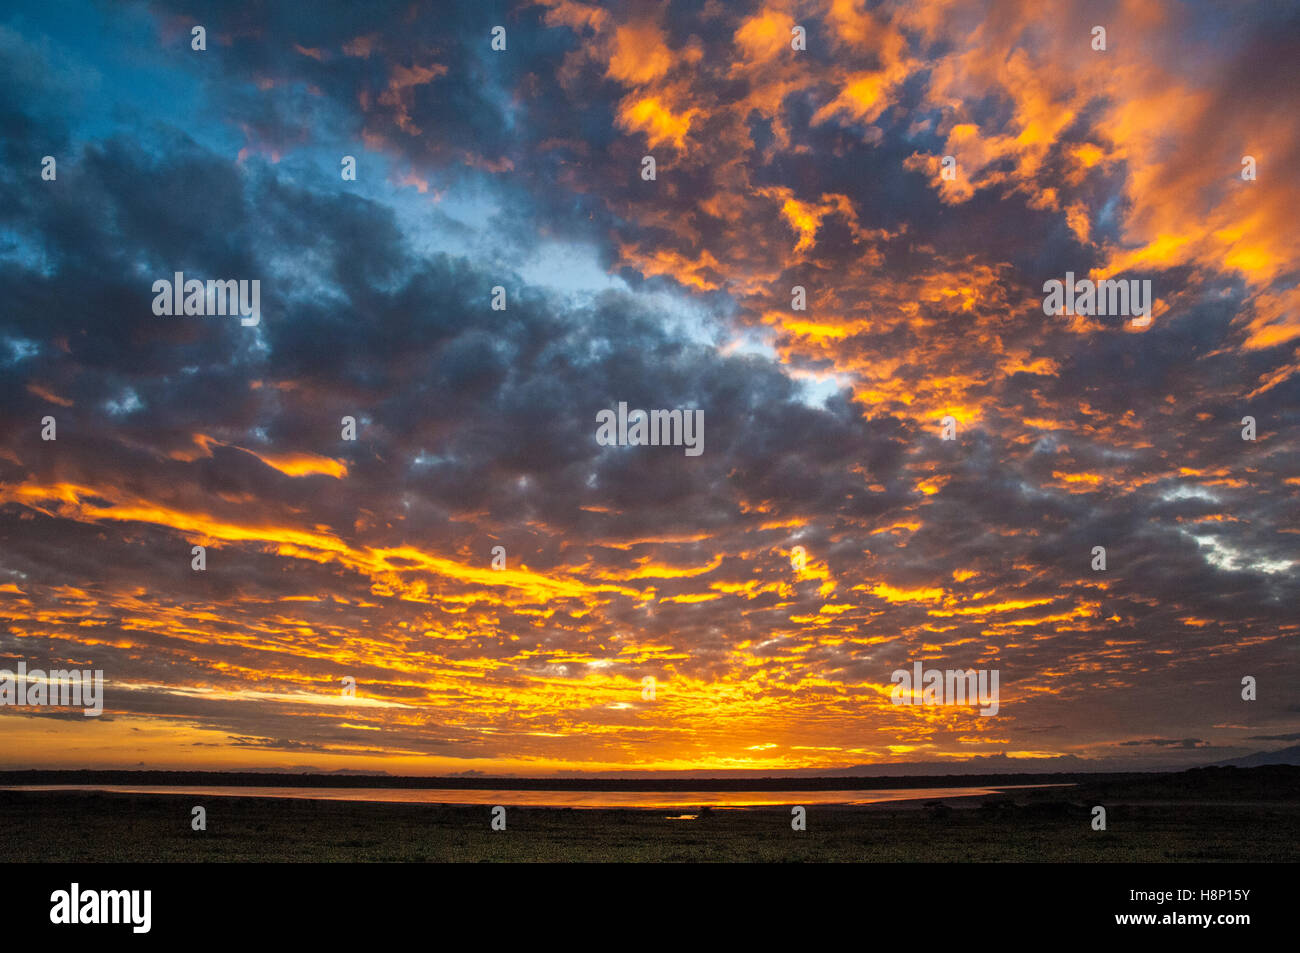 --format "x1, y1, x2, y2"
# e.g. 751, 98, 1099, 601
0, 0, 1295, 775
